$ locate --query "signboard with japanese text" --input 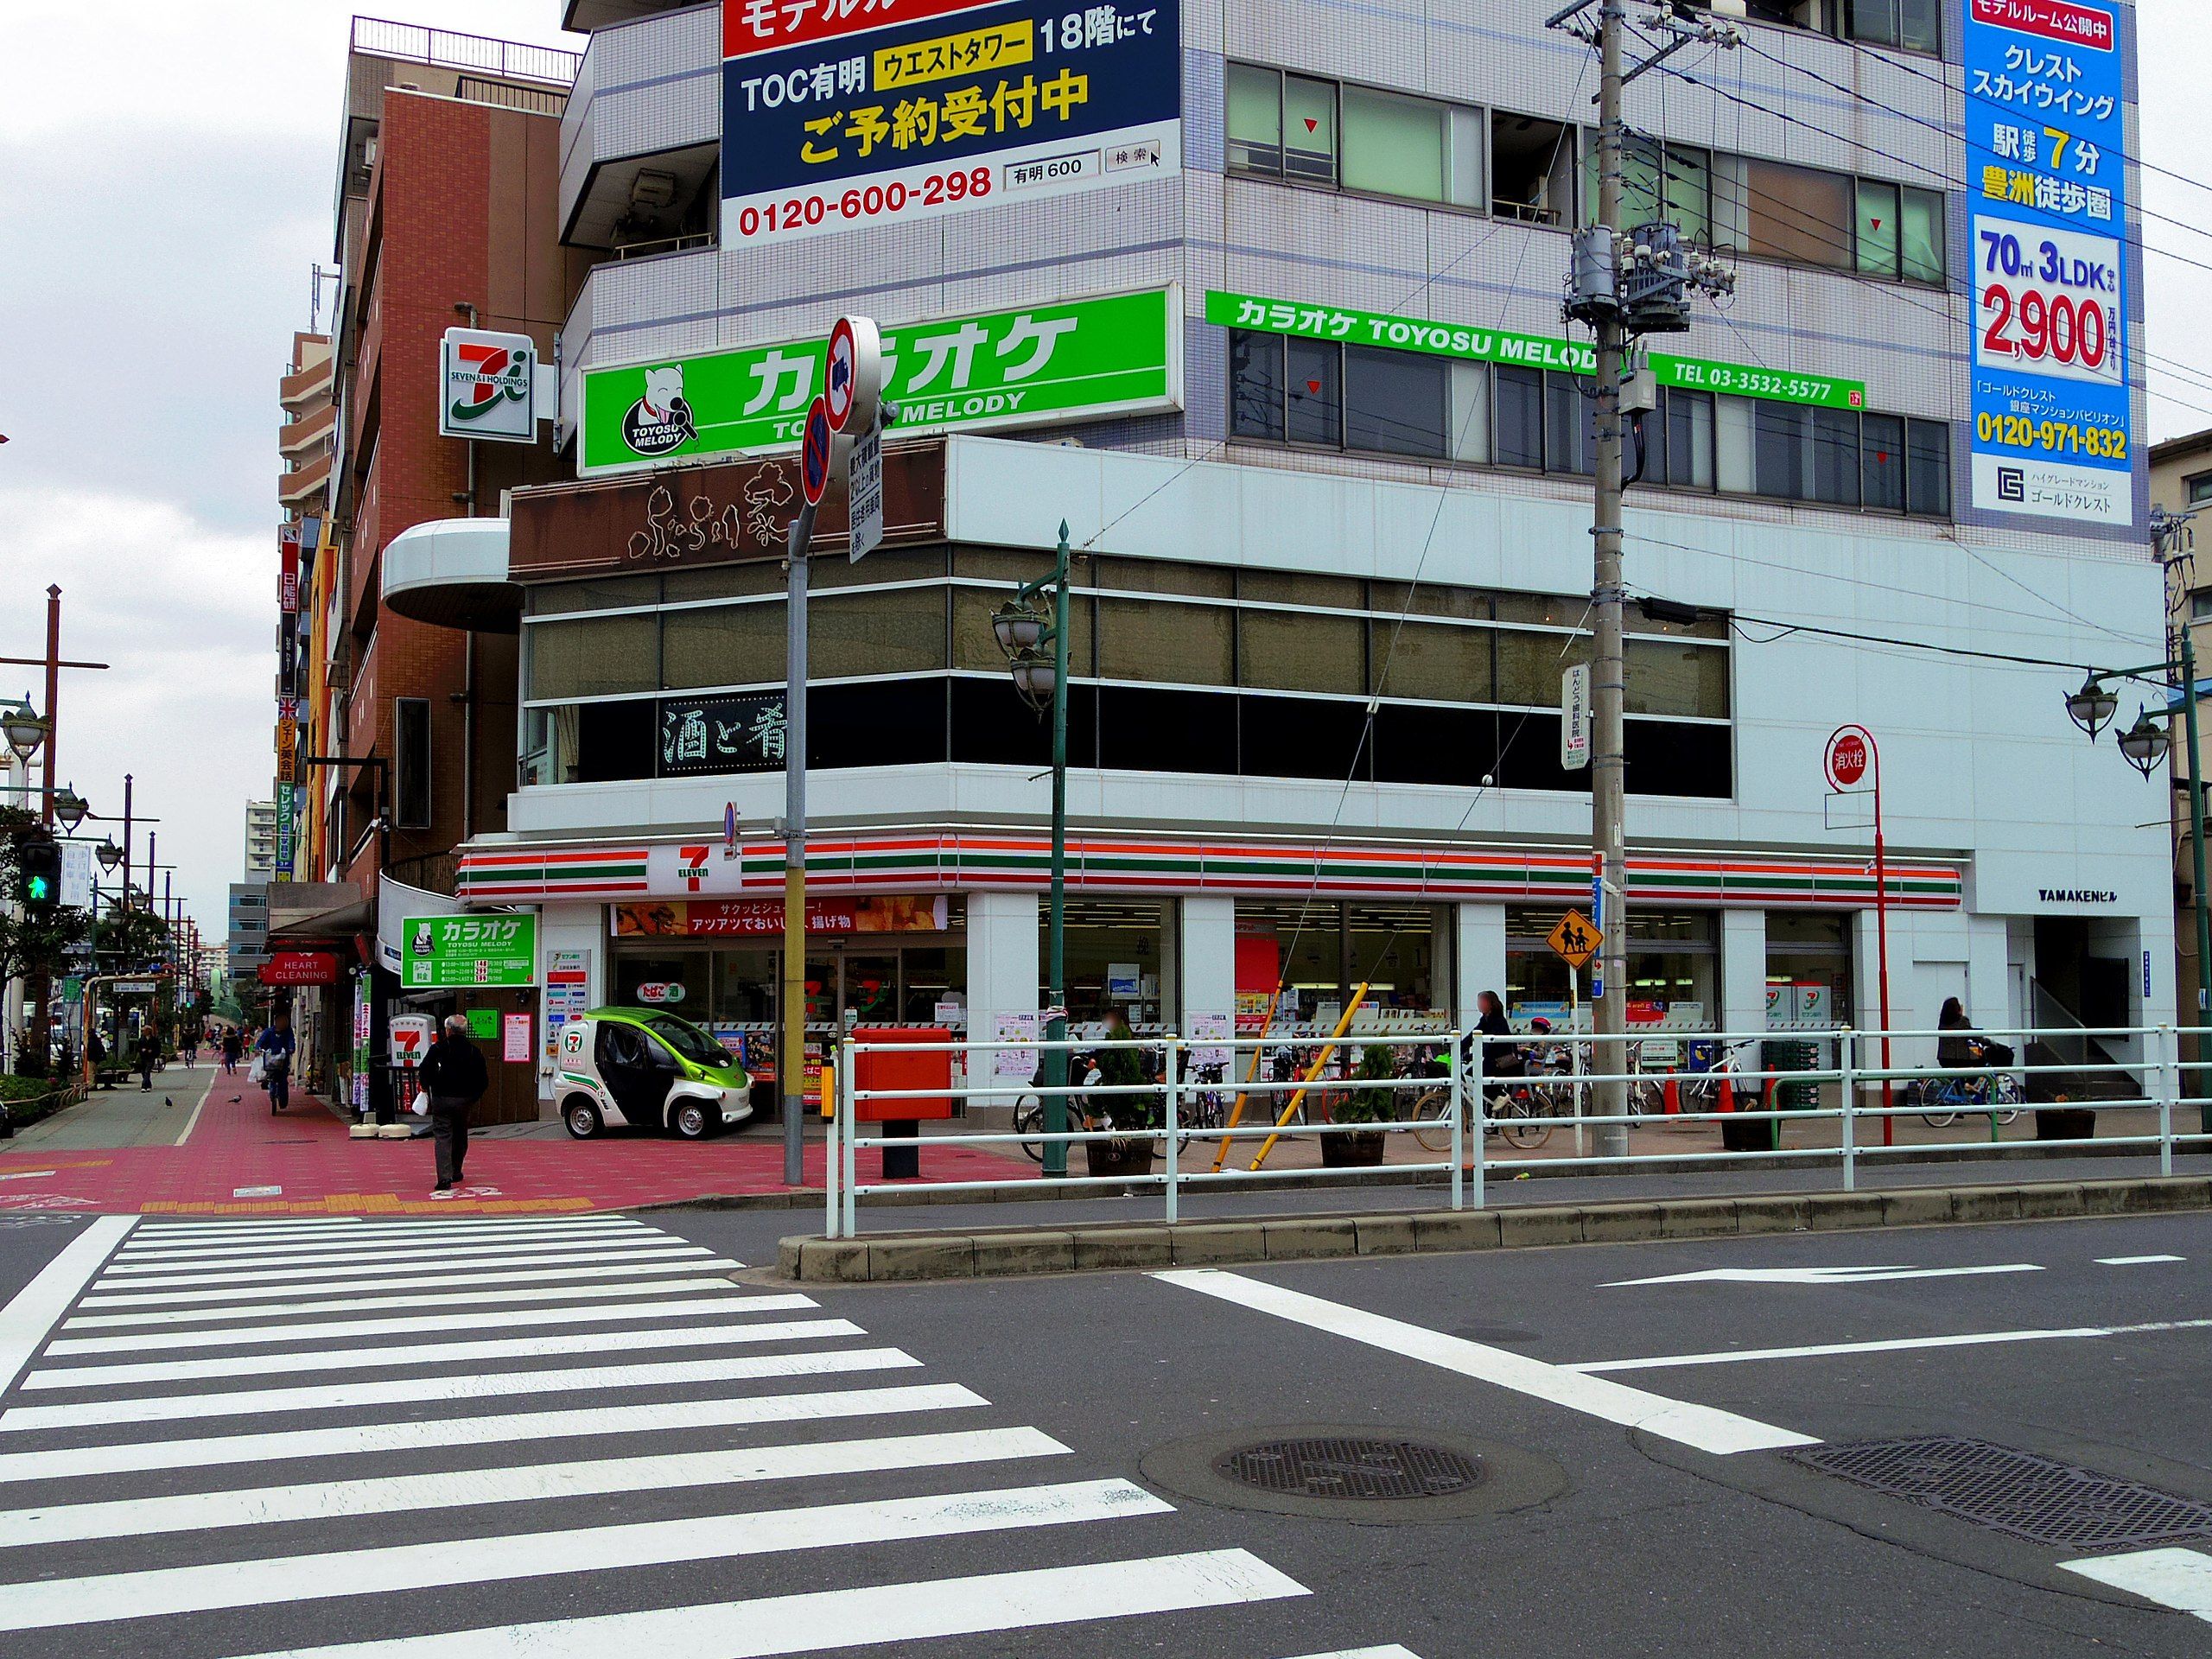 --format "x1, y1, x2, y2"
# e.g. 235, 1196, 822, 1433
279, 526, 301, 613
580, 288, 1178, 475
658, 693, 787, 777
273, 782, 296, 878
613, 895, 949, 938
402, 913, 539, 989
1205, 289, 1869, 411
1964, 0, 2134, 526
721, 0, 1180, 247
